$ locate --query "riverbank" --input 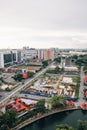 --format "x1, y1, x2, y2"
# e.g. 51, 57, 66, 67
11, 107, 80, 130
